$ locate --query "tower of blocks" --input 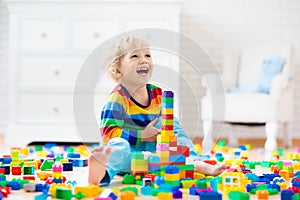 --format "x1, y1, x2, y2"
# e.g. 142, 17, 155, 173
131, 91, 194, 180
